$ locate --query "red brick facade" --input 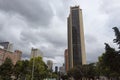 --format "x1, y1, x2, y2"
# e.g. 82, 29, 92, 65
64, 49, 69, 72
0, 48, 22, 65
